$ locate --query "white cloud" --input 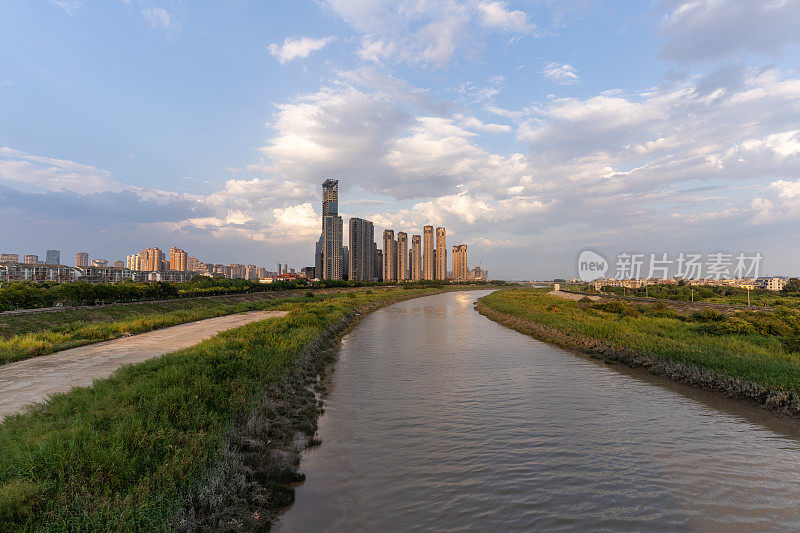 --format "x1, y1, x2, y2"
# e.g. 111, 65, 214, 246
357, 36, 395, 63
659, 0, 800, 61
142, 7, 178, 31
541, 62, 579, 84
325, 0, 536, 68
478, 1, 534, 33
269, 36, 335, 64
0, 147, 127, 194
